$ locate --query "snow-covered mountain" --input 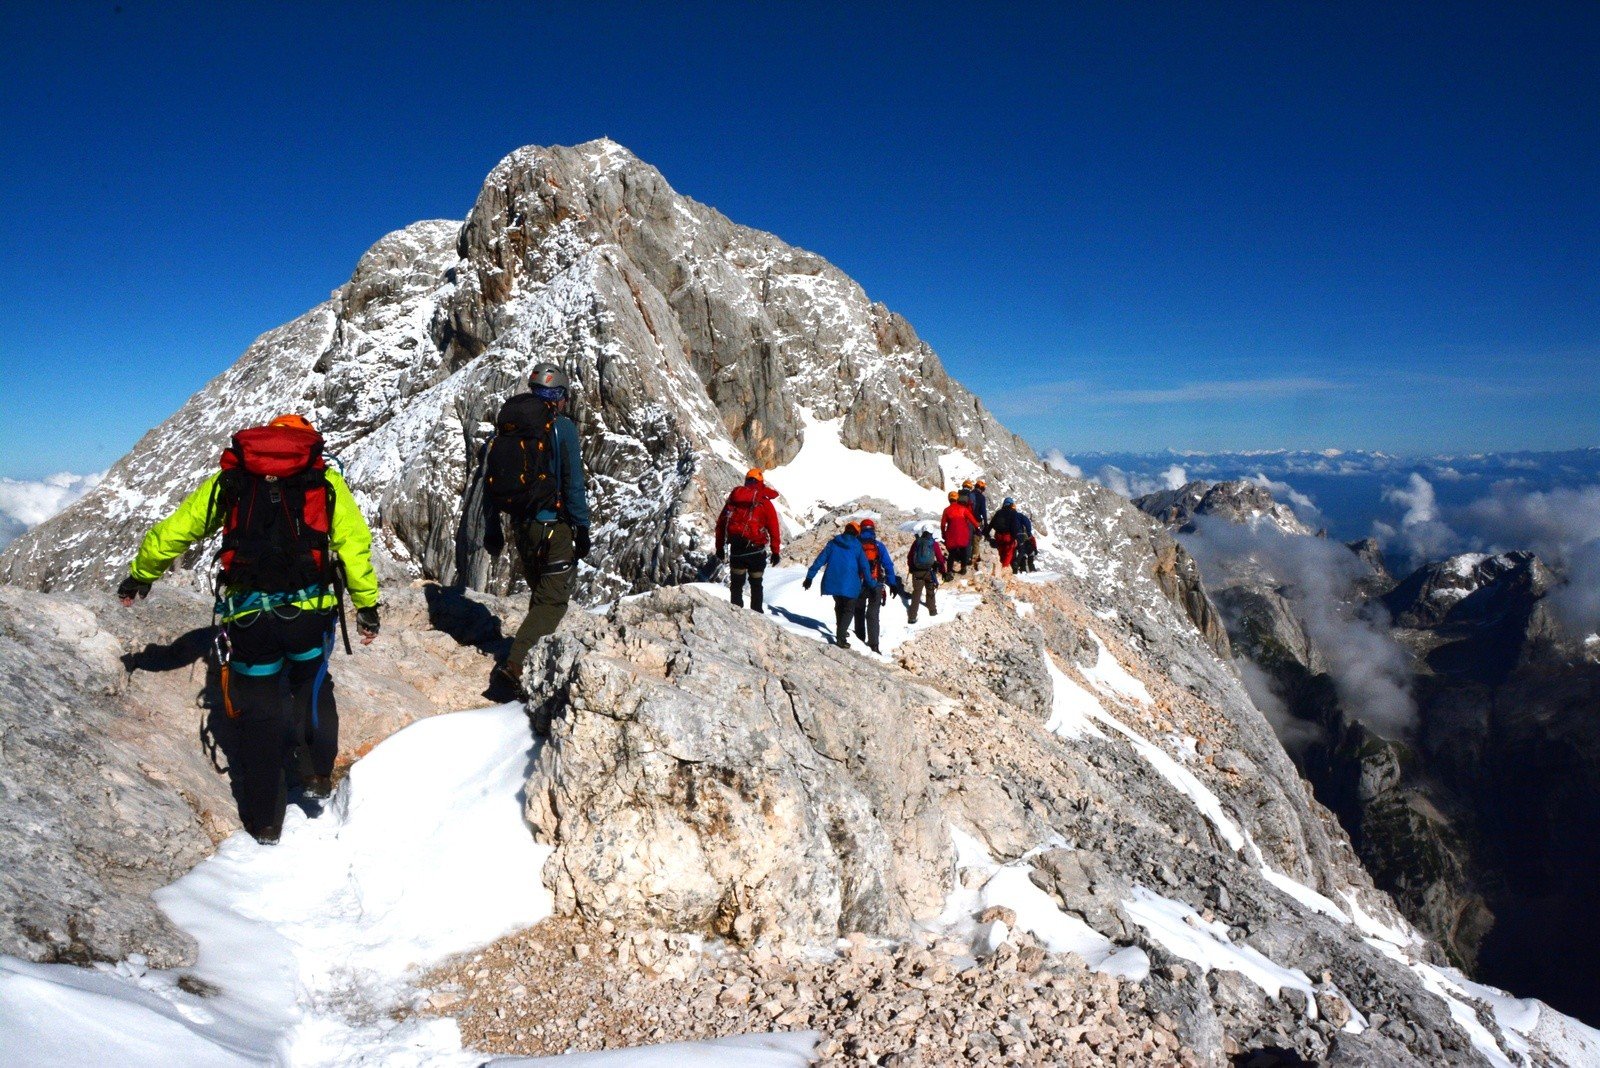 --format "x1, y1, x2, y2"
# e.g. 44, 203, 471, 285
2, 142, 1596, 1065
0, 139, 1074, 605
